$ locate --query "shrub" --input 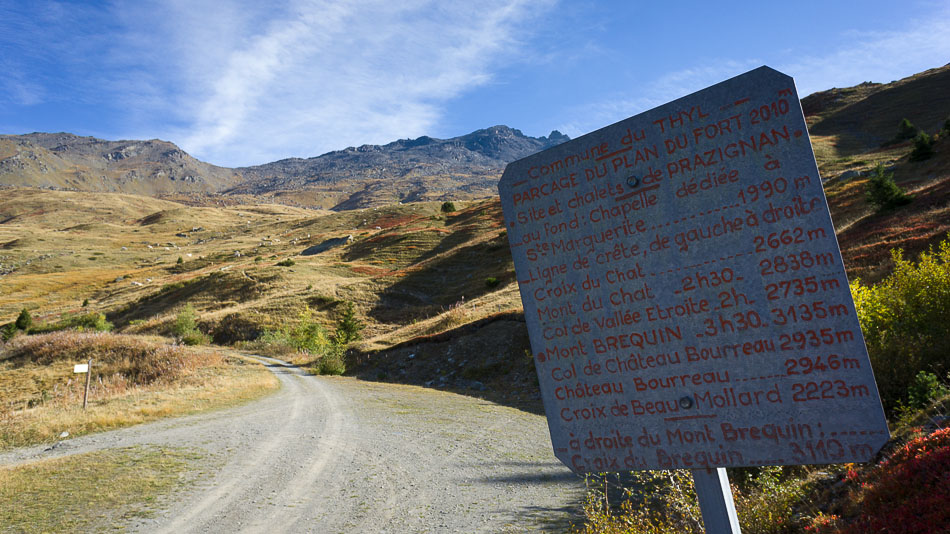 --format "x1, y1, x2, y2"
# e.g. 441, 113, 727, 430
845, 428, 950, 534
15, 309, 32, 331
246, 308, 354, 374
333, 302, 363, 345
850, 236, 950, 409
28, 312, 114, 335
288, 309, 333, 353
171, 304, 208, 346
317, 345, 346, 375
276, 258, 295, 267
733, 467, 807, 533
1, 323, 17, 342
865, 164, 911, 211
251, 308, 332, 357
575, 470, 702, 534
176, 256, 184, 264
172, 305, 197, 336
575, 467, 810, 534
64, 312, 112, 332
440, 201, 456, 213
81, 298, 89, 307
895, 118, 918, 141
485, 277, 500, 288
908, 131, 935, 161
943, 118, 950, 136
179, 330, 209, 346
905, 371, 949, 411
